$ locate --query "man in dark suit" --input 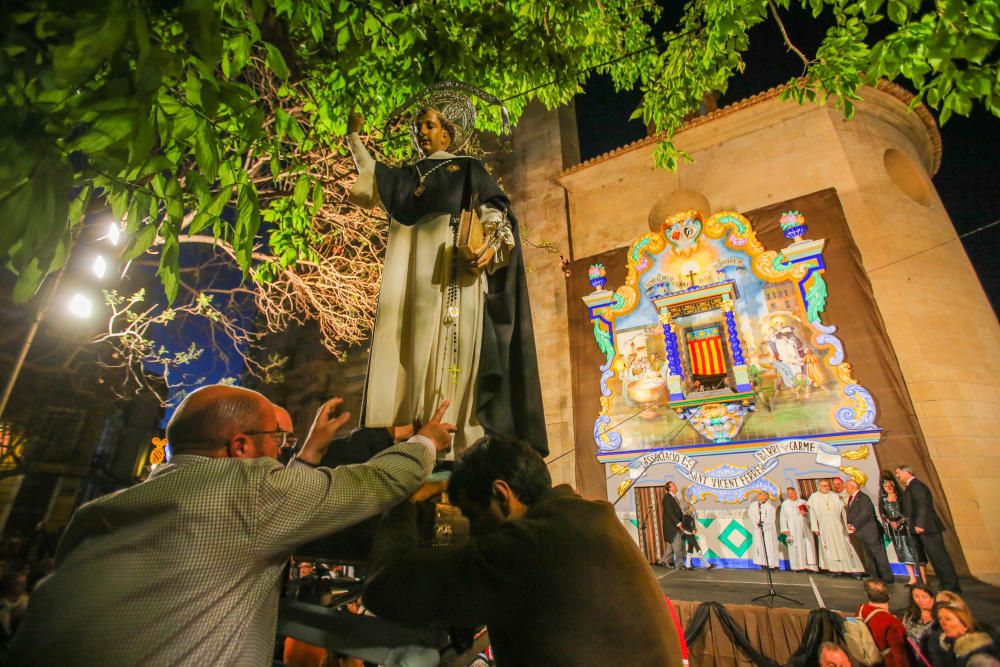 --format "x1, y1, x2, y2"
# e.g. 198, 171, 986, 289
659, 481, 685, 570
845, 480, 893, 583
895, 464, 961, 592
363, 436, 684, 667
